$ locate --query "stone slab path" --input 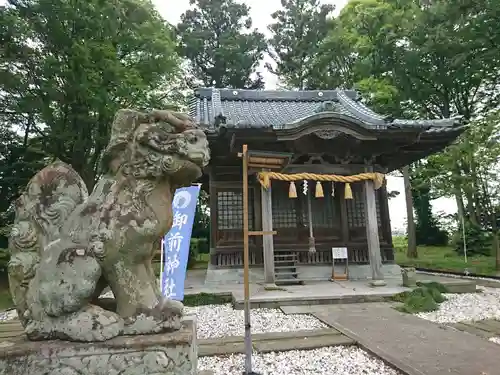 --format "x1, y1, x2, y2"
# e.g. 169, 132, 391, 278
299, 303, 500, 375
